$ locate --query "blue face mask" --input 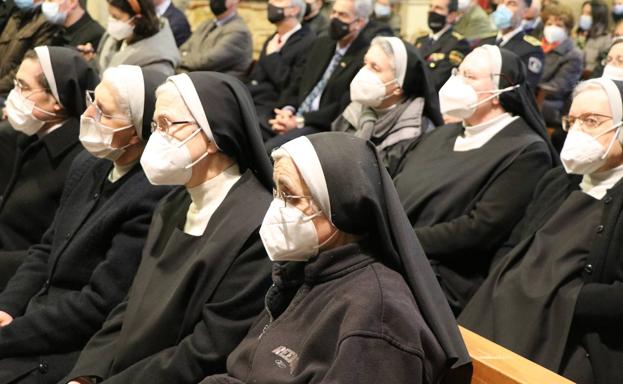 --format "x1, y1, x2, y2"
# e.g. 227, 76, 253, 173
491, 5, 514, 31
14, 0, 36, 11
